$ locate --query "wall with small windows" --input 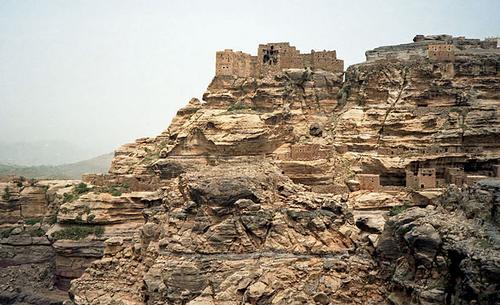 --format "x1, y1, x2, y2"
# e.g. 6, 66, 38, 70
215, 42, 343, 78
427, 44, 455, 61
